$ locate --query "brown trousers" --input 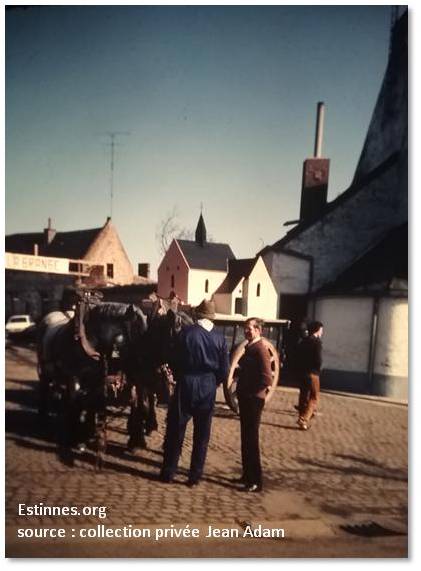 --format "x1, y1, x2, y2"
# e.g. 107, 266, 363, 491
299, 373, 320, 423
